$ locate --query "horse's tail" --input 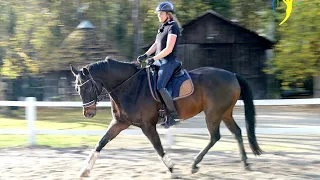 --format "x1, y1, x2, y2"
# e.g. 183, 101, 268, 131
235, 74, 263, 155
